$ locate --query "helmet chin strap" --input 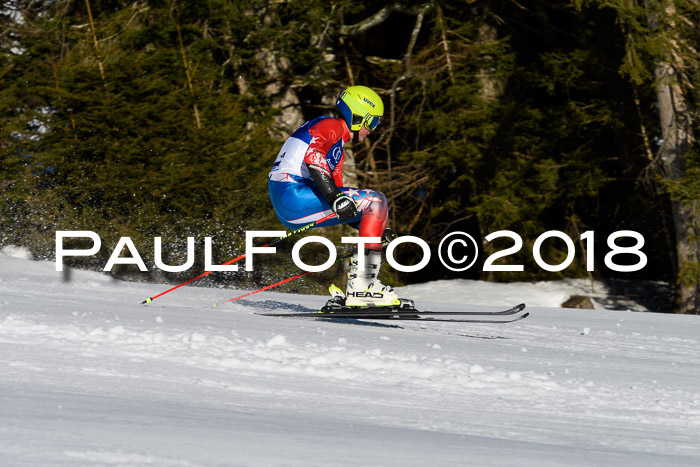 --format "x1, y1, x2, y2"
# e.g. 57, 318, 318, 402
352, 130, 360, 143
